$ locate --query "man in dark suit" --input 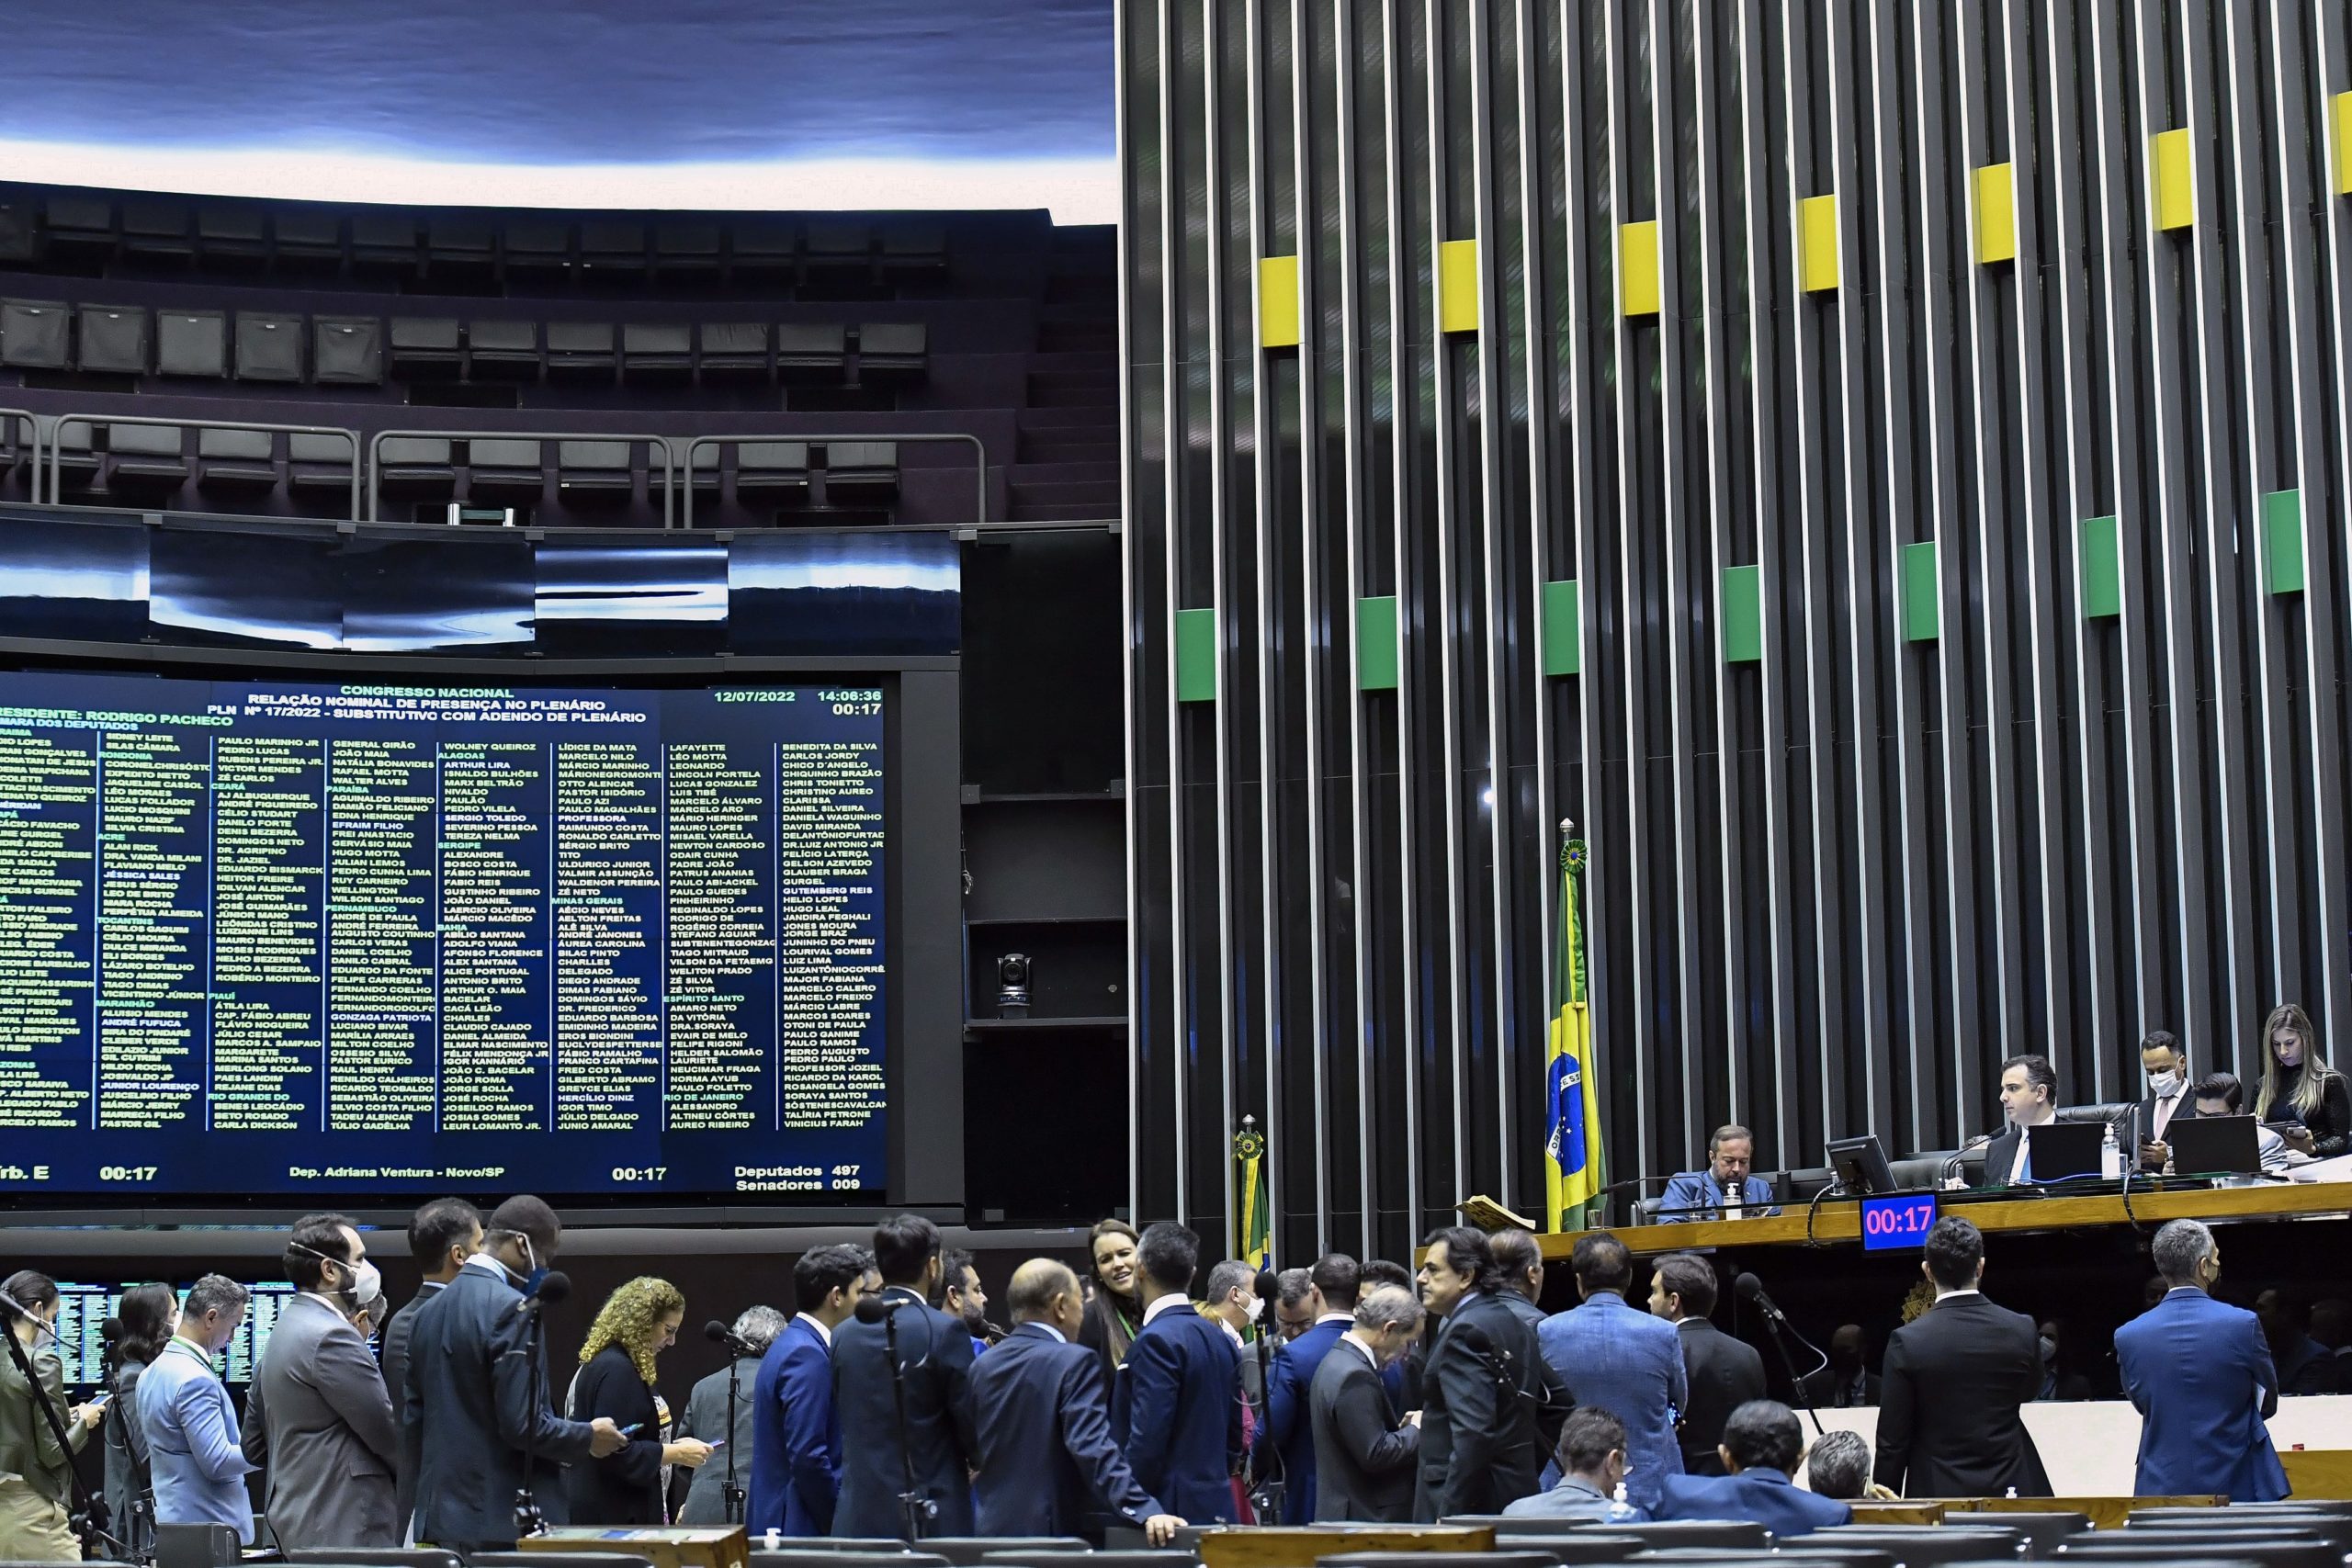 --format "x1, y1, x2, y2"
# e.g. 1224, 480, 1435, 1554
402, 1194, 624, 1553
2135, 1031, 2199, 1172
747, 1245, 870, 1536
1114, 1221, 1242, 1525
1265, 1253, 1361, 1523
1648, 1253, 1762, 1476
1981, 1054, 2063, 1188
1657, 1400, 1849, 1537
969, 1258, 1184, 1542
1797, 1325, 1880, 1409
1413, 1226, 1573, 1521
2116, 1220, 2287, 1501
1872, 1216, 2051, 1497
380, 1196, 481, 1540
1308, 1285, 1424, 1522
831, 1214, 978, 1539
